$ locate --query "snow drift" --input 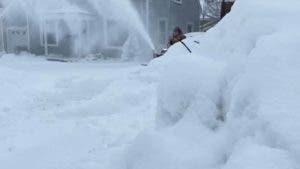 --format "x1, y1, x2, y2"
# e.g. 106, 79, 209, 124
126, 0, 300, 169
